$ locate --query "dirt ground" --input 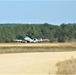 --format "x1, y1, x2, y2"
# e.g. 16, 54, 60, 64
0, 51, 76, 75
